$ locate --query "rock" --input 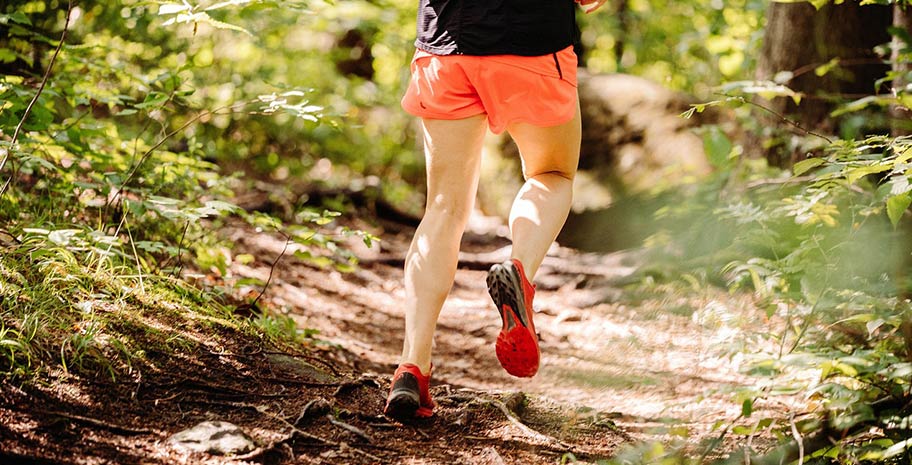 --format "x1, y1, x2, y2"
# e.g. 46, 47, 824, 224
576, 71, 714, 197
266, 353, 336, 383
477, 446, 507, 465
167, 421, 256, 455
480, 71, 716, 219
